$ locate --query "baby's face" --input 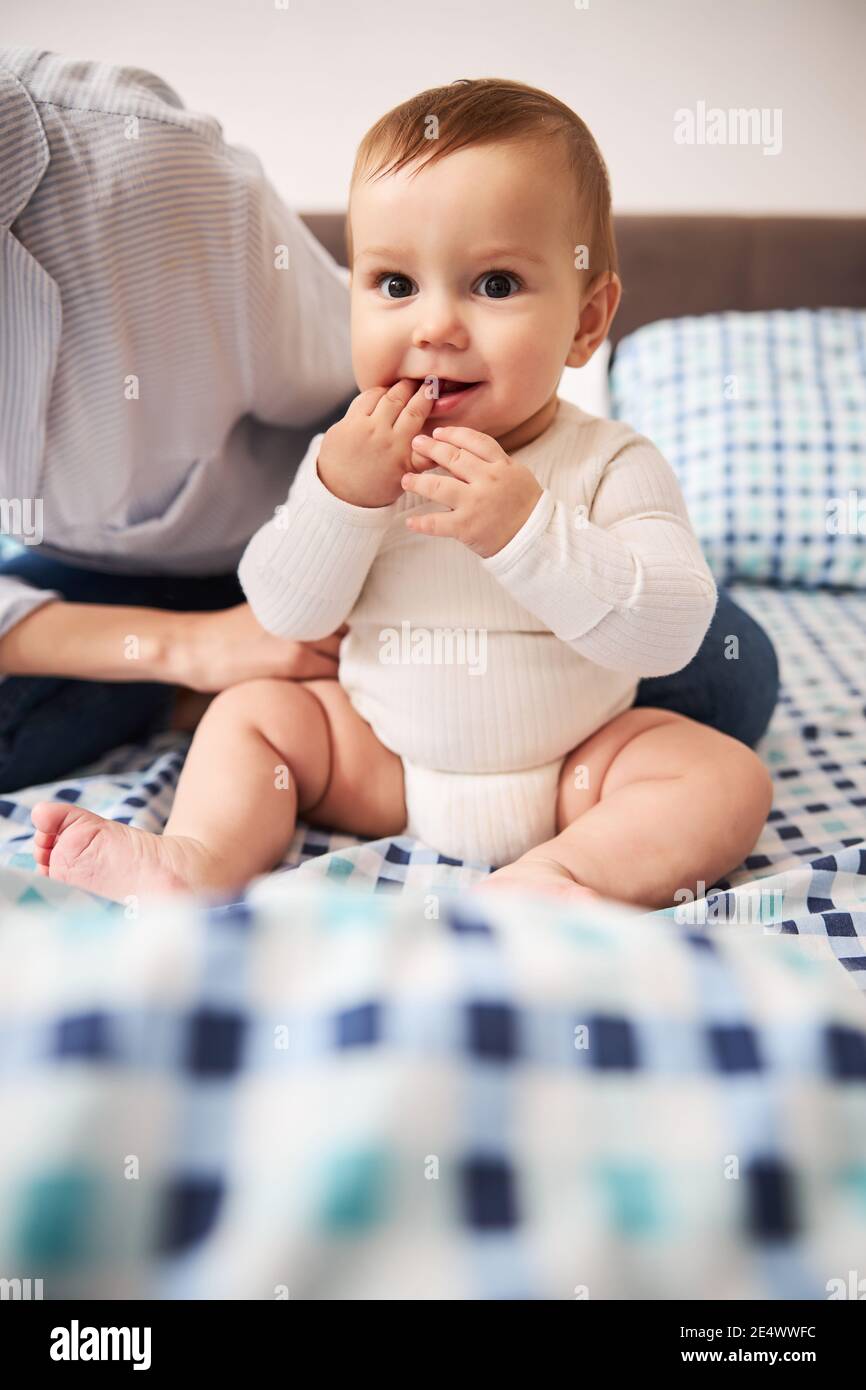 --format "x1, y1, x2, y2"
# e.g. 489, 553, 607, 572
349, 141, 586, 443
